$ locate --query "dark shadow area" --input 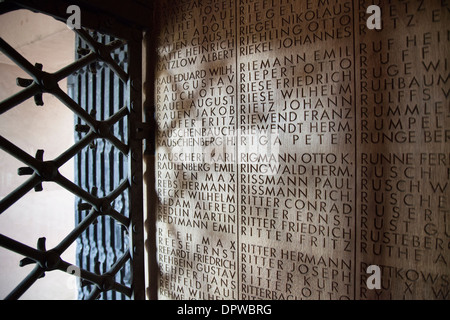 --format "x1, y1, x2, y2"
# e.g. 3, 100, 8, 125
143, 13, 160, 300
